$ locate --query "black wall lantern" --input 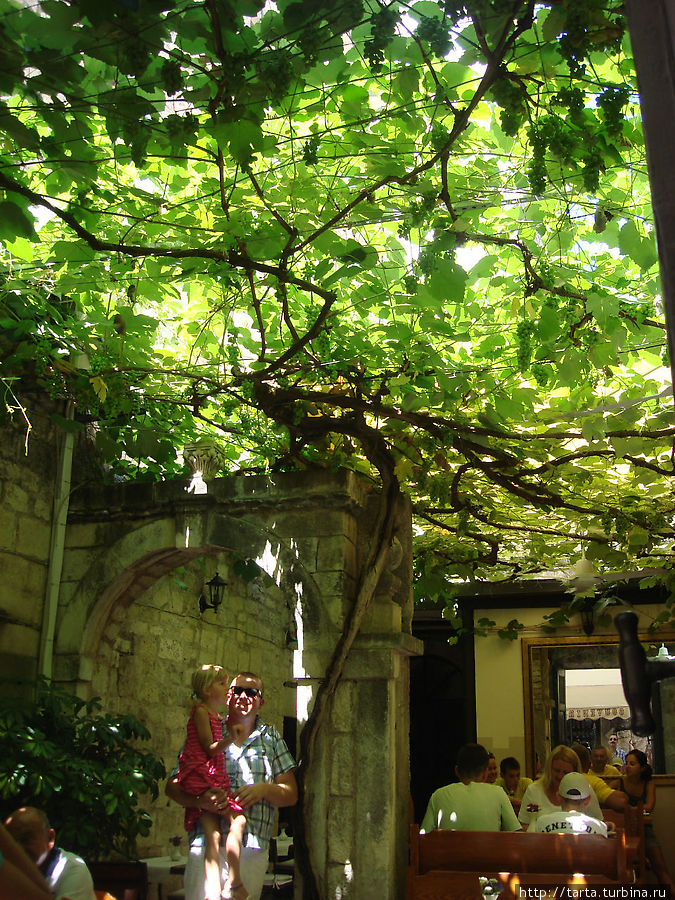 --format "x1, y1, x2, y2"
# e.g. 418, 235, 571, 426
199, 572, 227, 614
580, 598, 595, 636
